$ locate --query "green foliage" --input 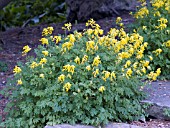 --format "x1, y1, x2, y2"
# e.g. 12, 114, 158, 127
0, 20, 152, 127
0, 61, 8, 72
129, 0, 170, 79
0, 0, 66, 31
163, 108, 170, 117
